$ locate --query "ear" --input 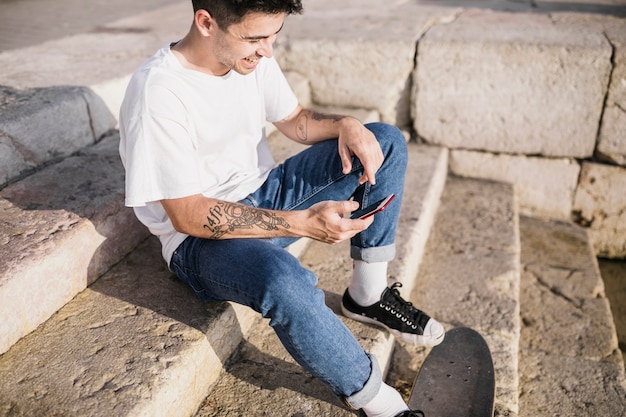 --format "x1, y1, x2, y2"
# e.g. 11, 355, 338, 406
194, 9, 215, 37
